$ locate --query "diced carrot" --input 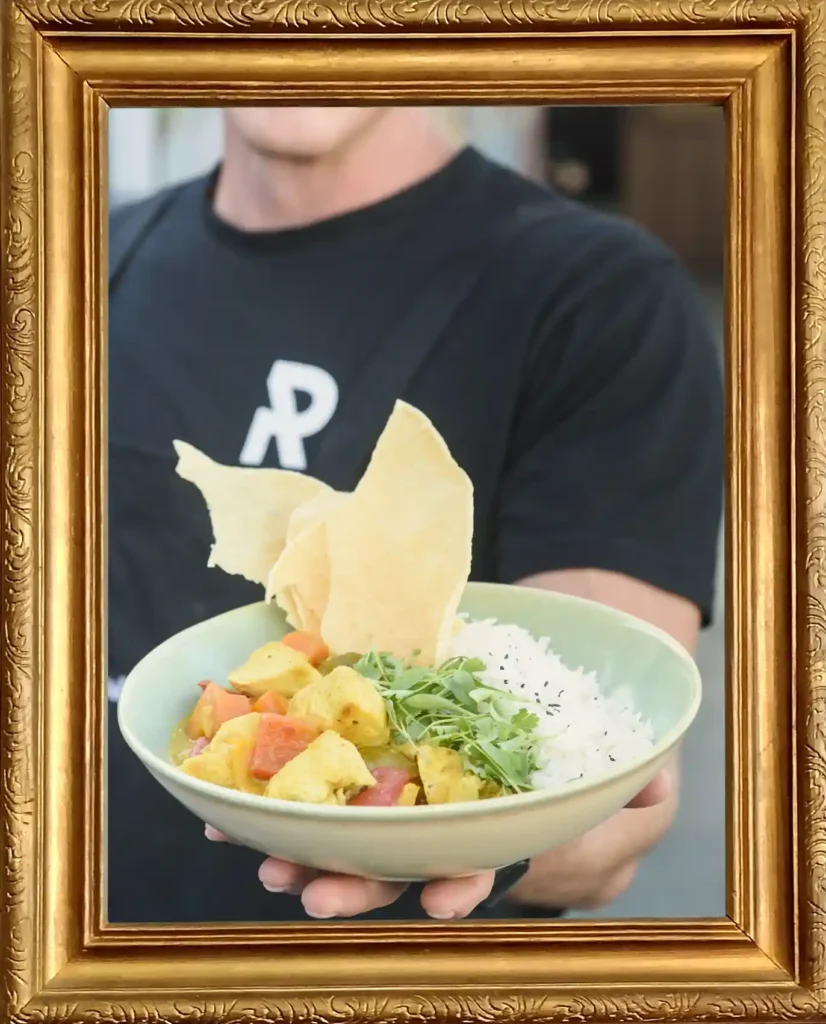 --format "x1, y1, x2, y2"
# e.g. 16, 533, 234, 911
186, 682, 251, 740
207, 683, 251, 730
252, 691, 290, 716
248, 713, 320, 781
281, 631, 330, 667
349, 767, 414, 807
